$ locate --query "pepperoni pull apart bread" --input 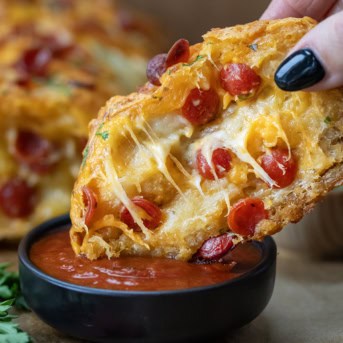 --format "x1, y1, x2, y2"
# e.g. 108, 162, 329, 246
70, 17, 343, 261
0, 0, 162, 239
